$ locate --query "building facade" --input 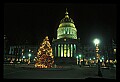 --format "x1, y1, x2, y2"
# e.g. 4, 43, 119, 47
4, 45, 38, 64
